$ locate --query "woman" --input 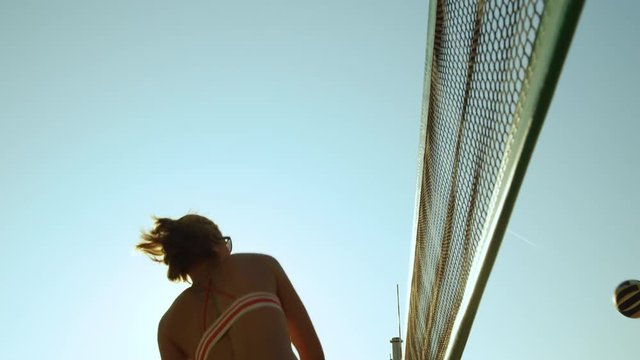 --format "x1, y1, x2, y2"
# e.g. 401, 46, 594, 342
137, 214, 324, 360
